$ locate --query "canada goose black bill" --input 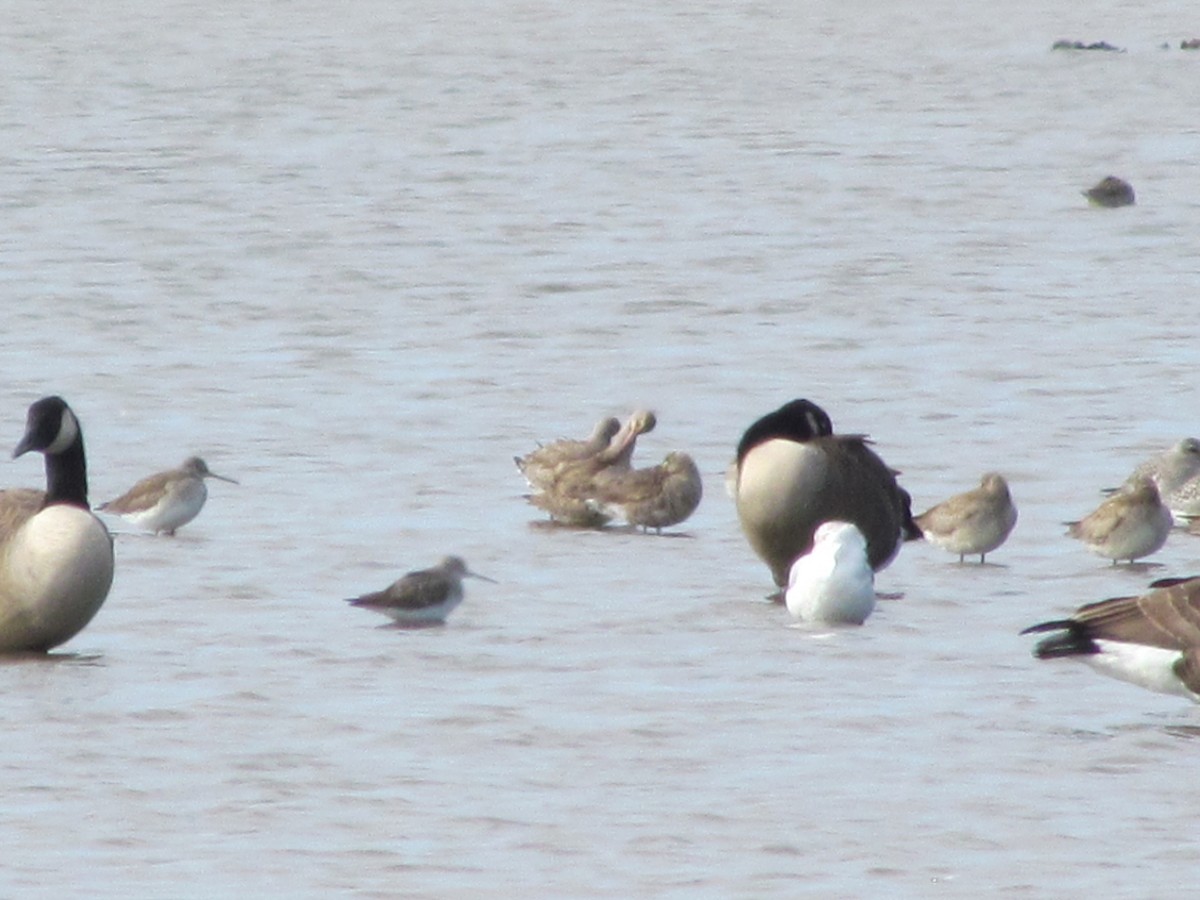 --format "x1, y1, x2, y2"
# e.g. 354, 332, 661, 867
733, 399, 917, 588
0, 397, 114, 653
1021, 576, 1200, 702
